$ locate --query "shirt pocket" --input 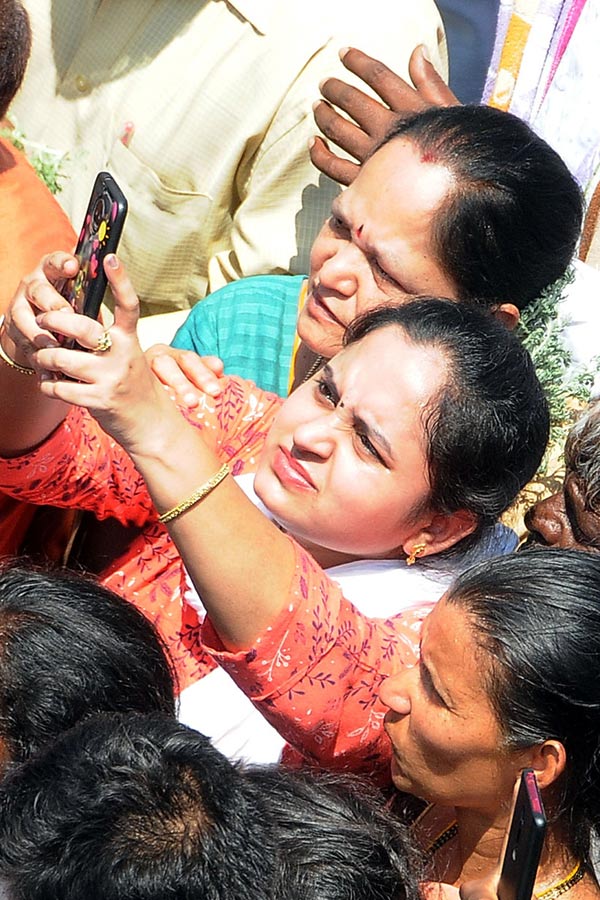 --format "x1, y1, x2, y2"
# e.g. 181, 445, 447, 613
106, 138, 213, 314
